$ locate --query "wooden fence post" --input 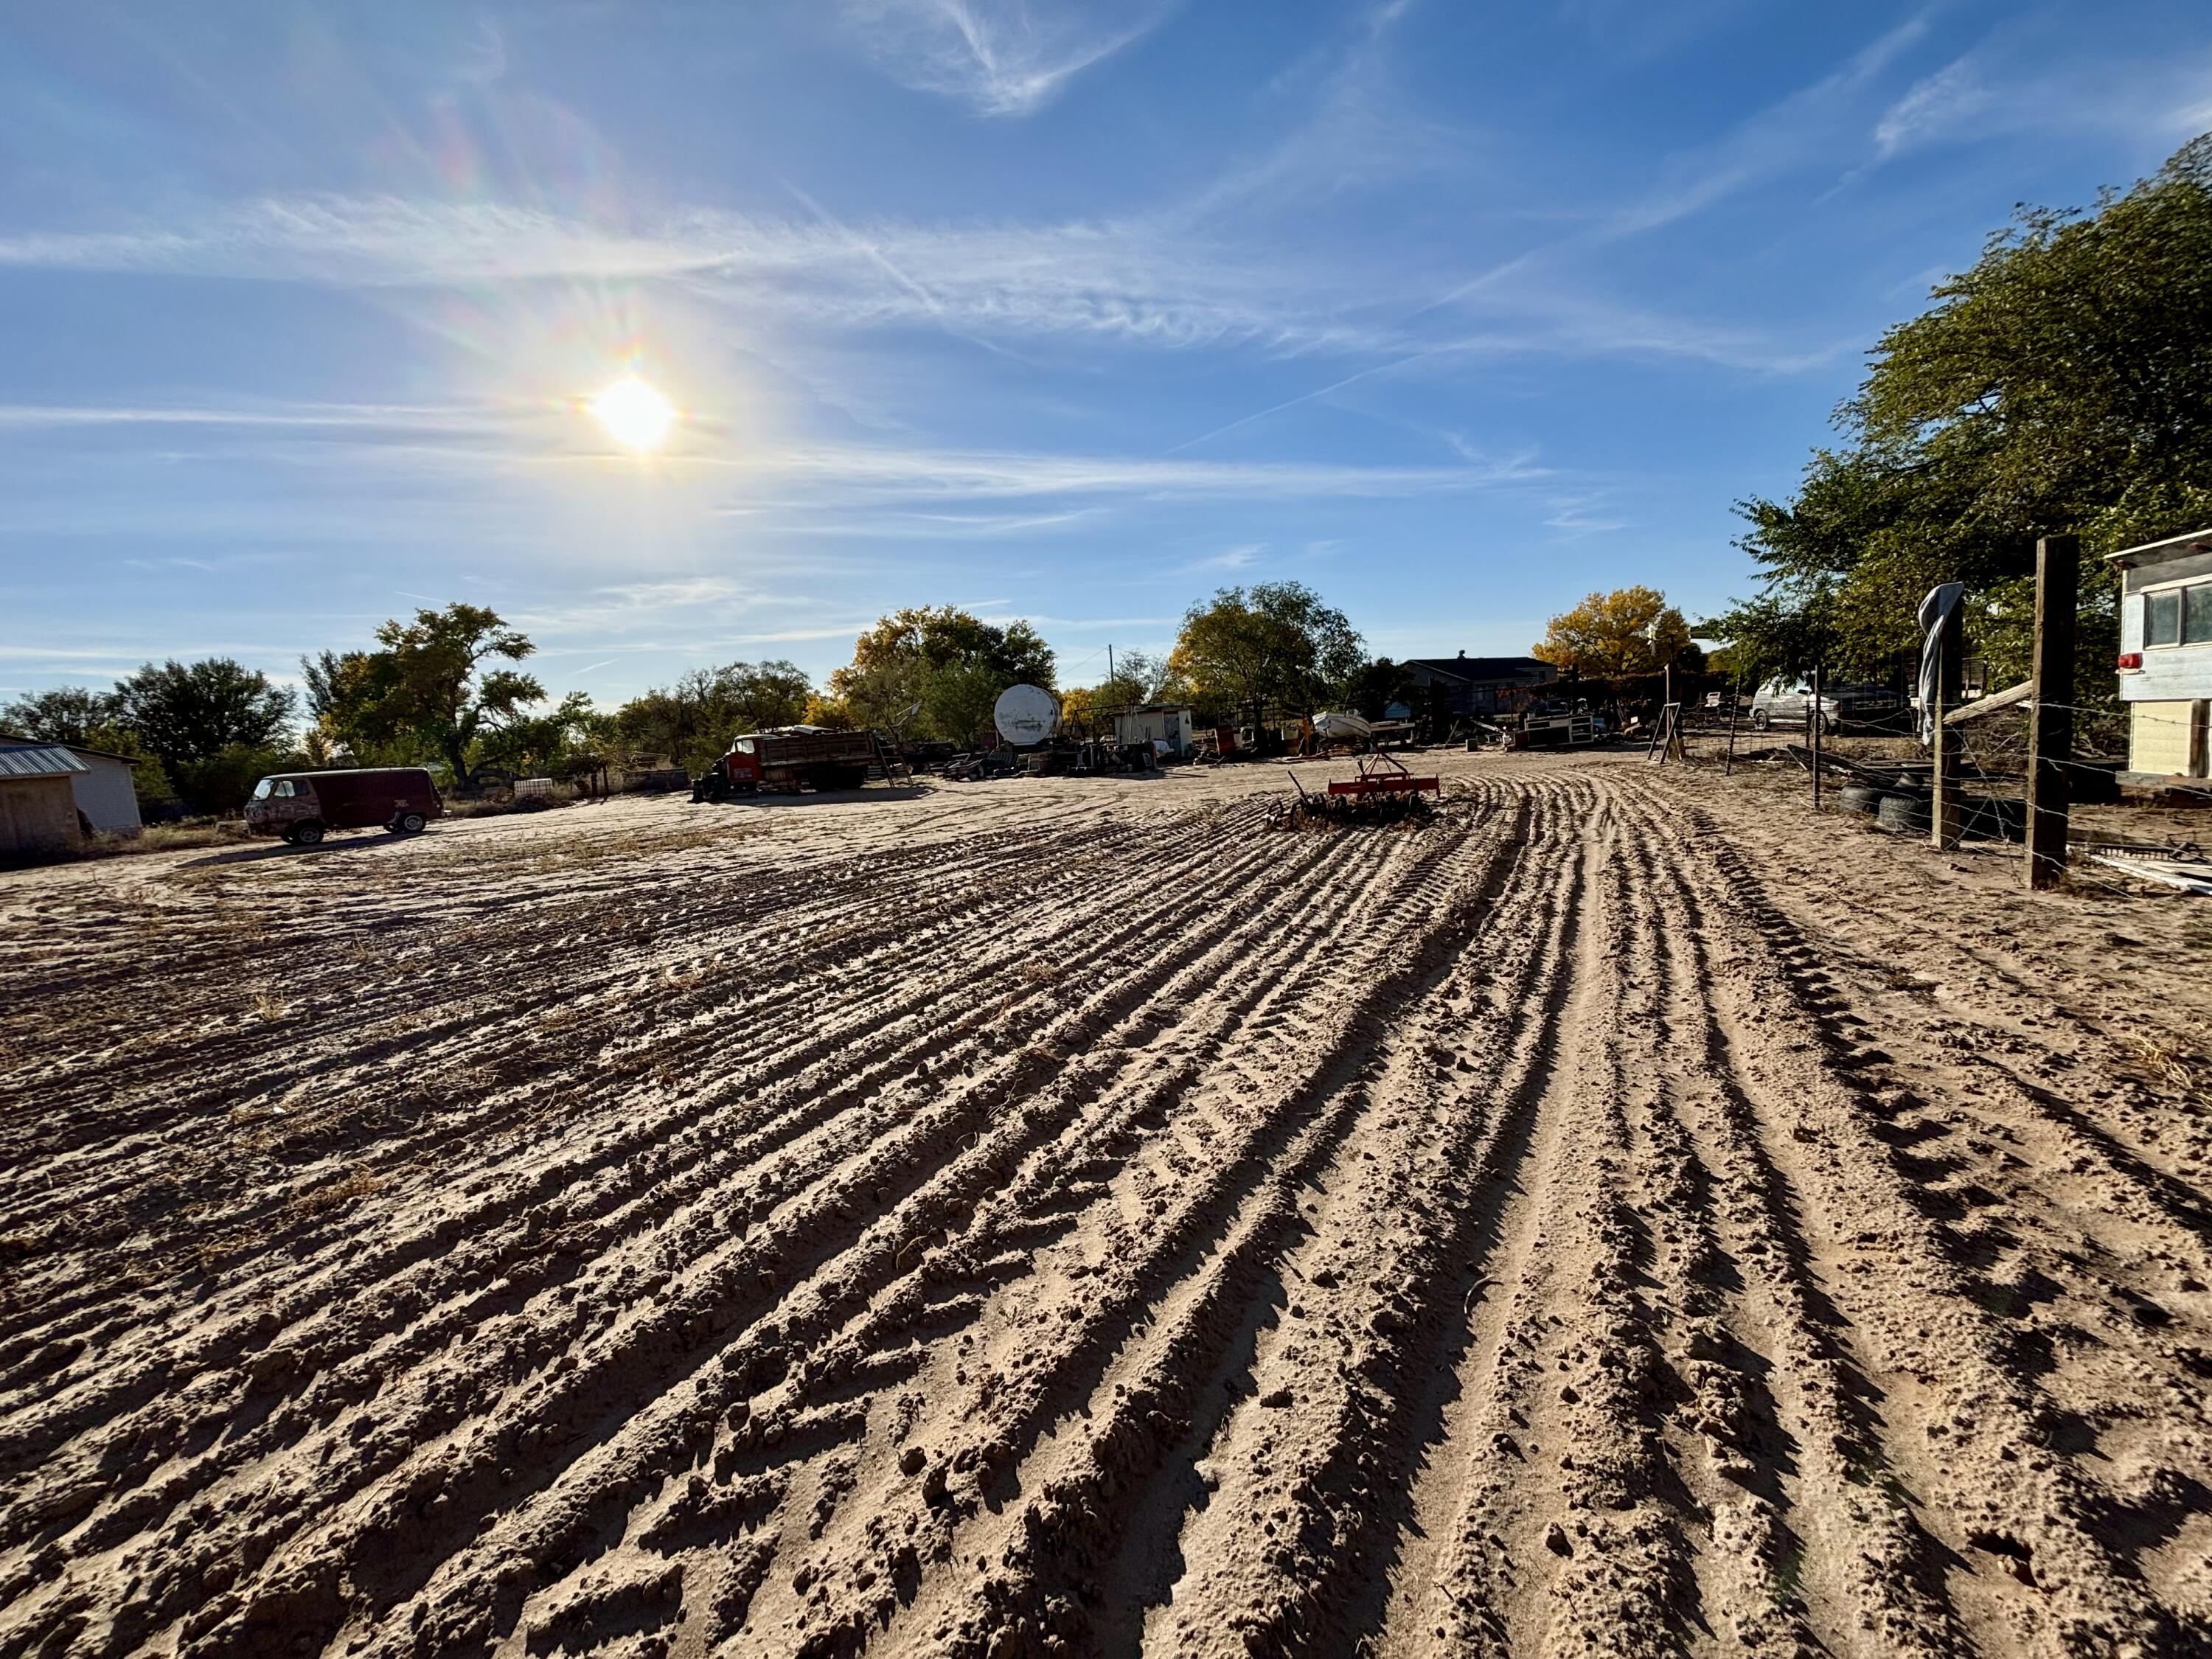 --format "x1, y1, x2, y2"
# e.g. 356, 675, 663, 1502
2025, 533, 2079, 889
